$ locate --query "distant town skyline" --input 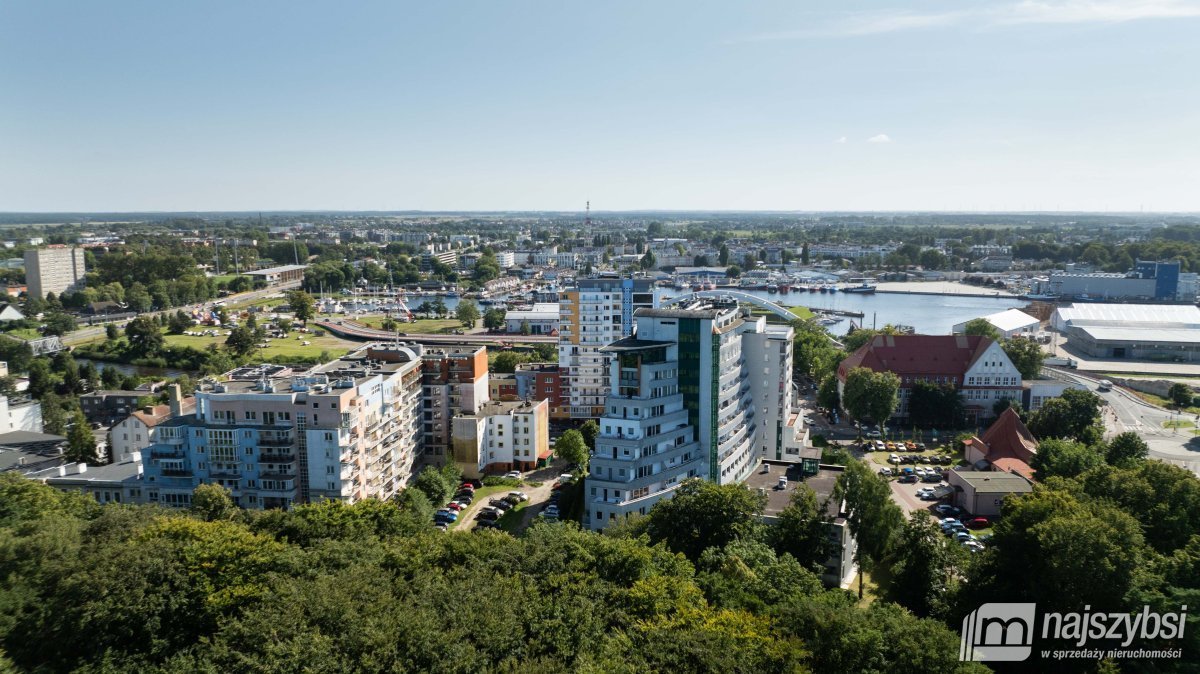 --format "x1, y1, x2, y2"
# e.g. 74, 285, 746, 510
2, 1, 1198, 212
